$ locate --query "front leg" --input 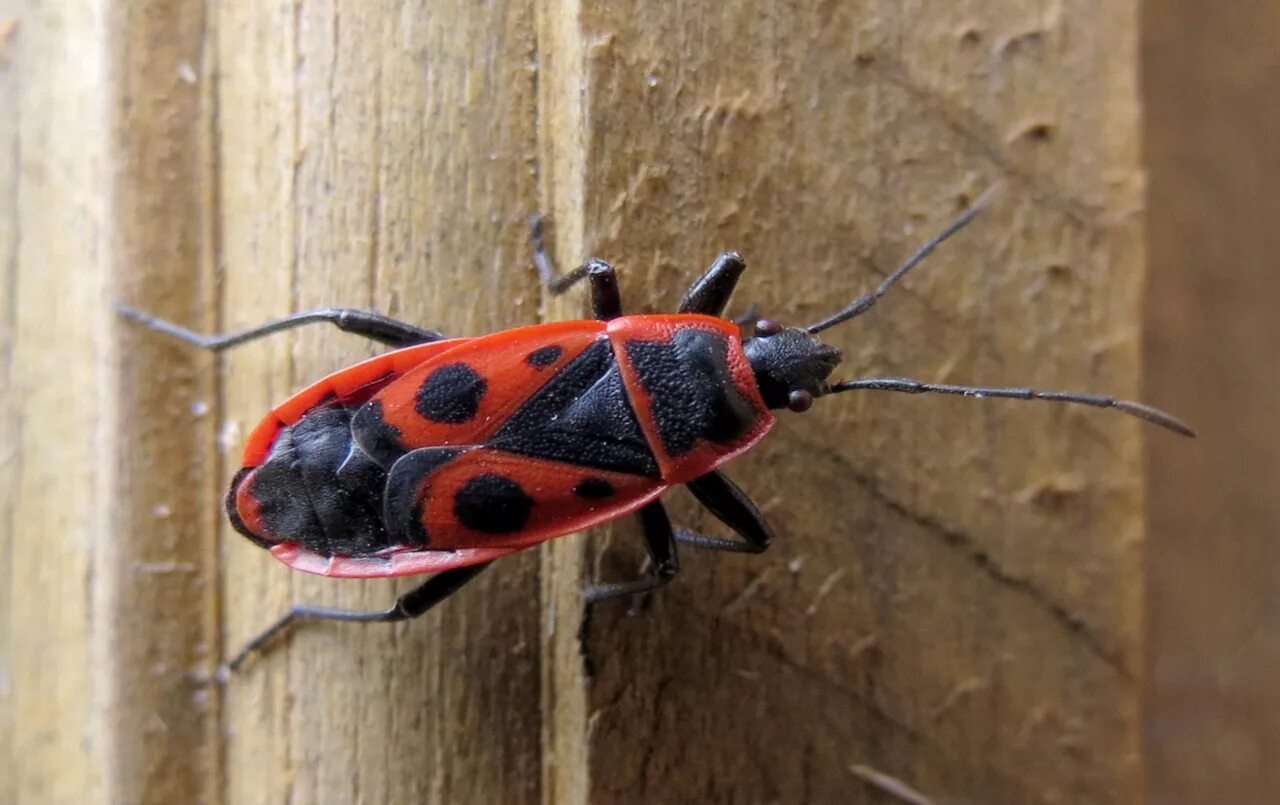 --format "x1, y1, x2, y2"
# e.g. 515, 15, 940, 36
529, 215, 623, 320
677, 251, 746, 317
